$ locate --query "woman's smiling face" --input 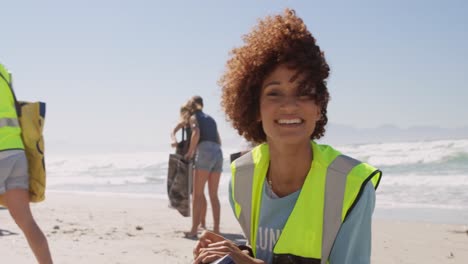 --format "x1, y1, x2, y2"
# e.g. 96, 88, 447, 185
259, 64, 321, 146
